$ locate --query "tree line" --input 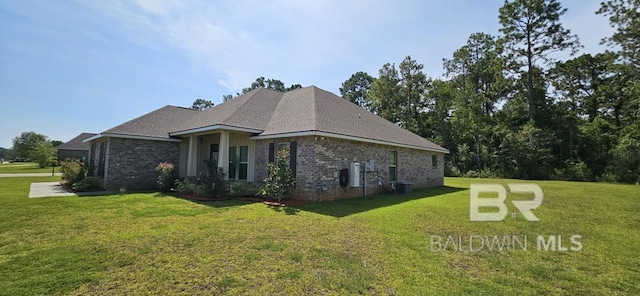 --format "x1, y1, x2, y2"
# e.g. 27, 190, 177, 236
339, 0, 639, 183
2, 131, 61, 167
